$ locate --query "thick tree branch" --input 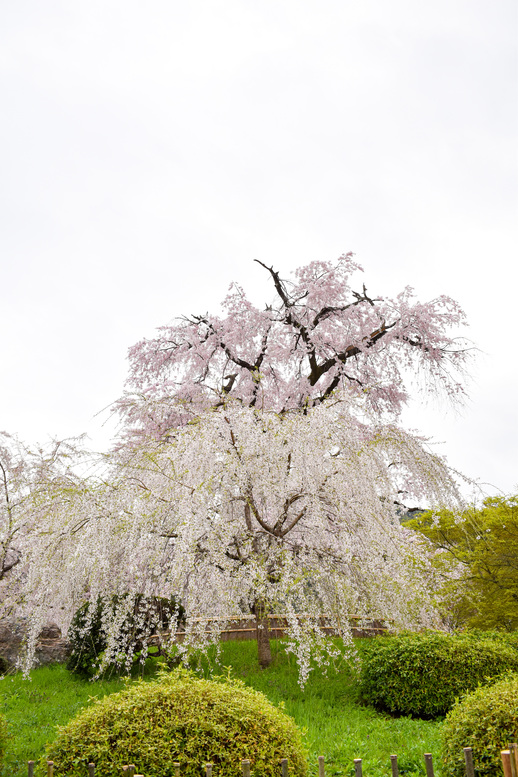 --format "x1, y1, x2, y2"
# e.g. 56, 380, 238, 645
273, 493, 305, 533
280, 507, 307, 537
311, 285, 379, 327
